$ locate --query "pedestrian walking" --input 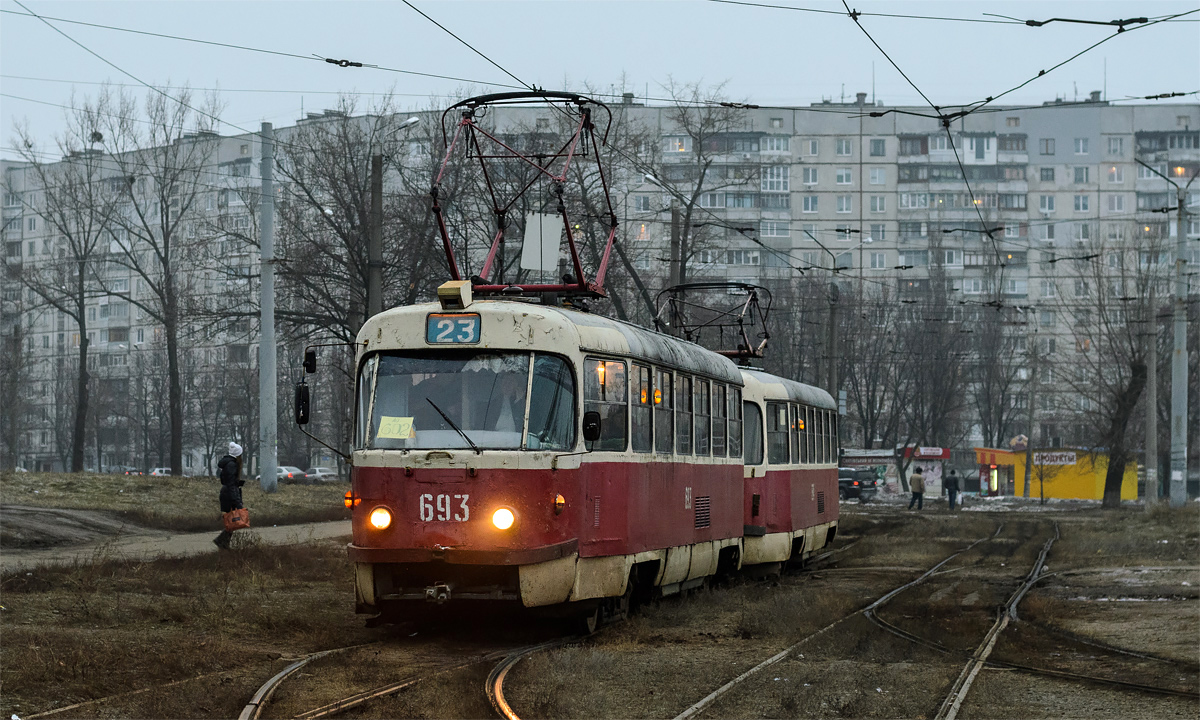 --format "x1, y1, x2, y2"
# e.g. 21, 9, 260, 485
908, 466, 925, 510
214, 442, 245, 549
945, 469, 960, 511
